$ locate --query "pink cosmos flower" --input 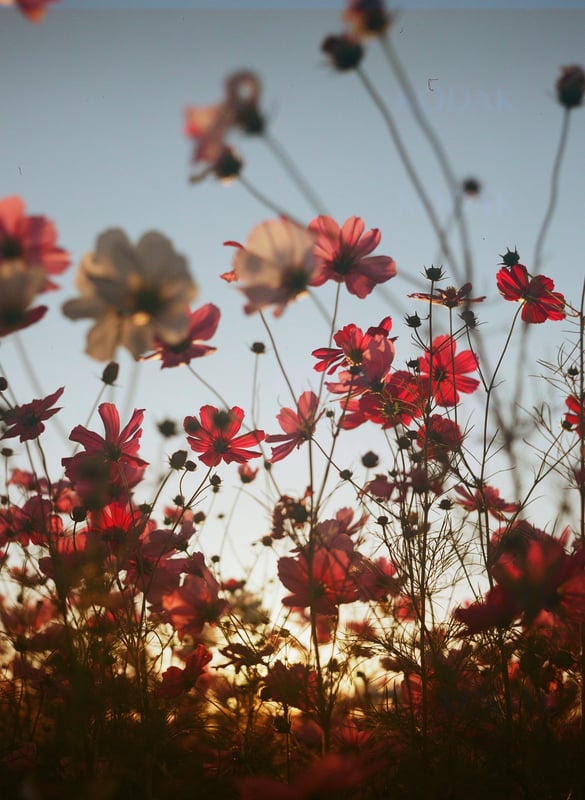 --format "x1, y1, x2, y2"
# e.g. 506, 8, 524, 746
1, 387, 64, 442
0, 196, 70, 290
185, 70, 263, 165
564, 393, 585, 436
308, 215, 396, 298
418, 334, 480, 407
184, 405, 265, 467
312, 317, 394, 376
162, 560, 228, 638
155, 644, 212, 698
143, 303, 220, 368
278, 547, 359, 615
62, 403, 148, 508
496, 264, 565, 323
0, 261, 47, 337
454, 484, 519, 520
224, 217, 316, 316
266, 391, 320, 463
